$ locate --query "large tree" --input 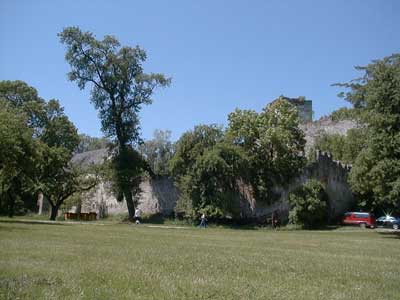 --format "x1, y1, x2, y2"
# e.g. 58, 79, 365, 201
0, 100, 39, 216
0, 80, 79, 152
0, 80, 81, 219
336, 54, 400, 211
0, 80, 46, 136
59, 27, 170, 220
226, 98, 306, 203
170, 100, 306, 220
170, 124, 247, 219
37, 153, 99, 220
